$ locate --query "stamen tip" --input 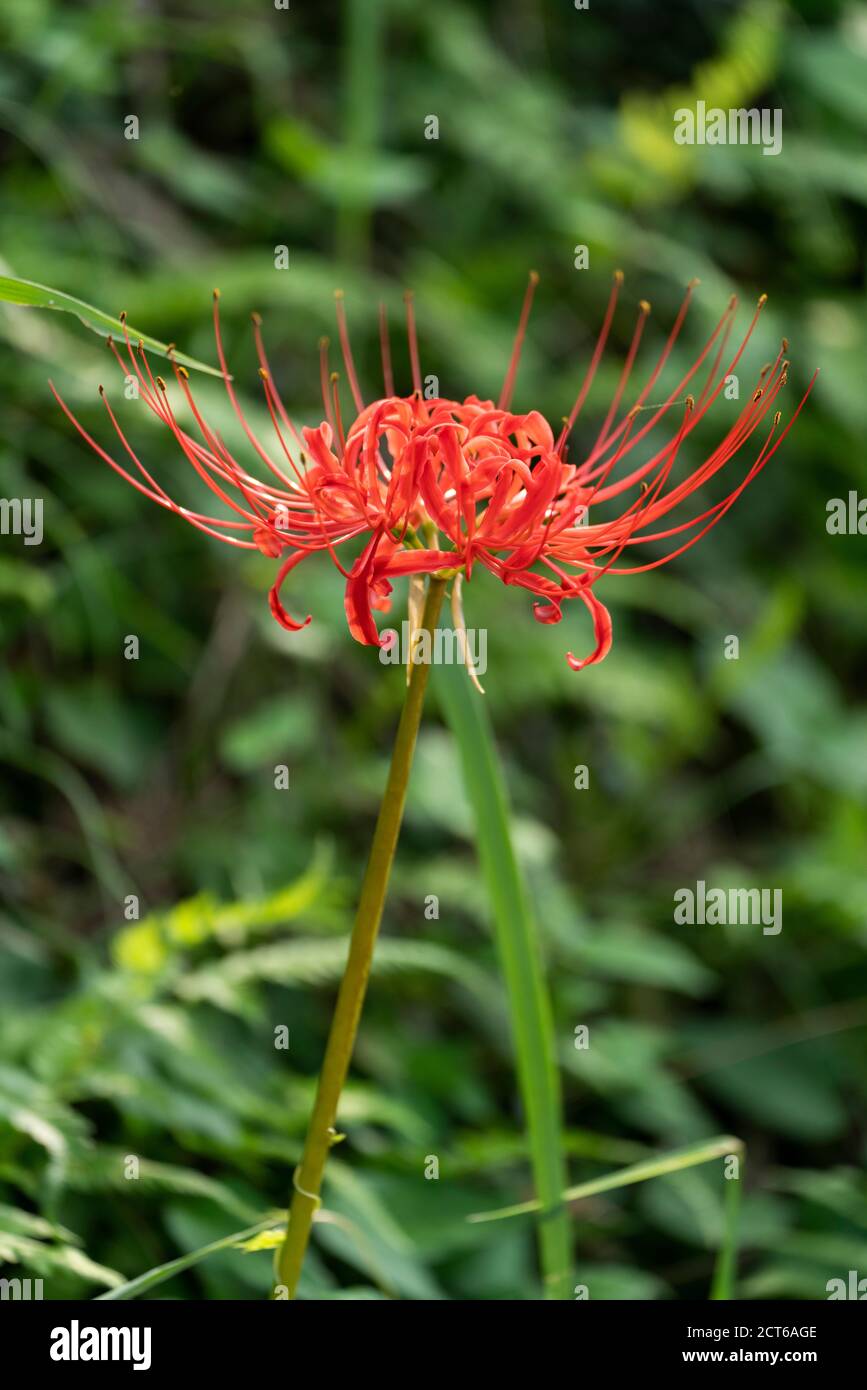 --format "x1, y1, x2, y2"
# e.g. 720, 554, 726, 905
318, 336, 330, 350
258, 367, 270, 380
98, 384, 105, 395
213, 288, 221, 300
529, 269, 540, 285
613, 268, 624, 285
156, 375, 167, 391
688, 277, 701, 289
251, 311, 262, 325
118, 311, 127, 325
639, 299, 651, 314
758, 292, 768, 306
